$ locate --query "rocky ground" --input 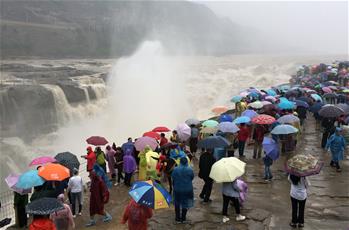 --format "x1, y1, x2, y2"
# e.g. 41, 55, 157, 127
66, 116, 348, 230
